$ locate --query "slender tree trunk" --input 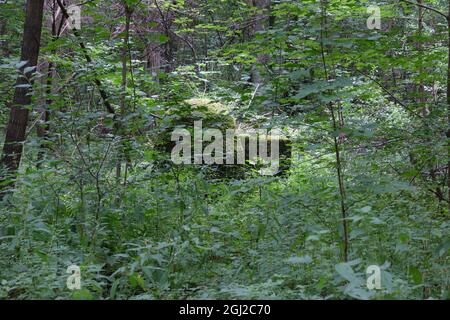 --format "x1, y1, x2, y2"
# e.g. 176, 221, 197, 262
37, 0, 59, 166
446, 7, 450, 214
417, 1, 427, 115
145, 1, 162, 79
250, 0, 271, 84
0, 0, 46, 198
116, 3, 132, 183
320, 0, 348, 261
